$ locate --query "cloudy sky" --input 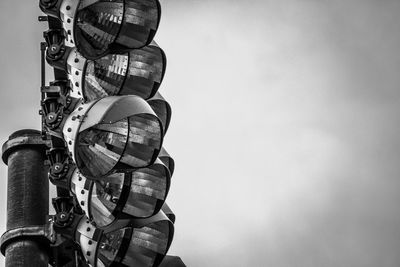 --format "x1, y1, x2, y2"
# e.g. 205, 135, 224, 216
1, 0, 400, 266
